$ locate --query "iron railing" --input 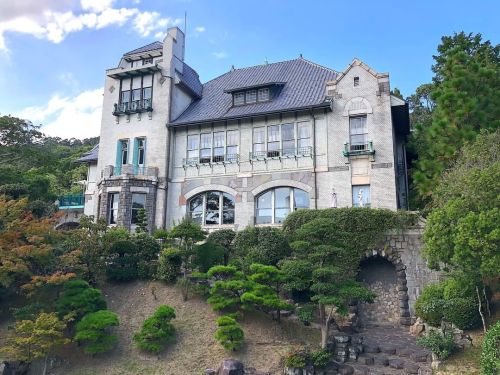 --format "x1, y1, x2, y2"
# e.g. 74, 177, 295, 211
249, 146, 312, 160
343, 141, 375, 157
58, 194, 84, 208
113, 98, 152, 115
183, 154, 239, 166
113, 165, 148, 176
